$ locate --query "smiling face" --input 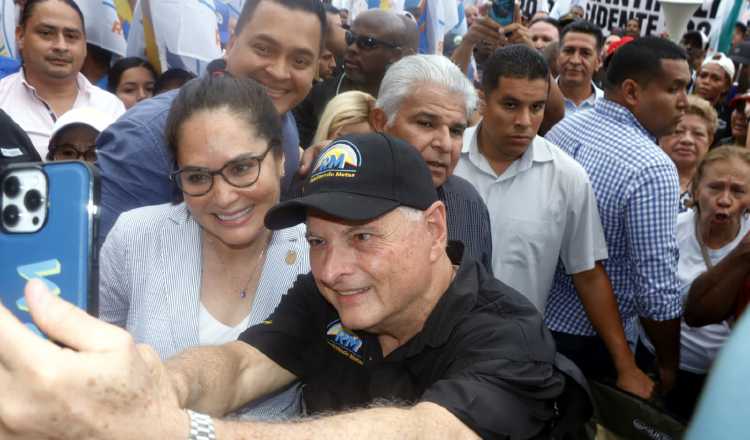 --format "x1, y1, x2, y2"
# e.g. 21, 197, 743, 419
224, 0, 321, 114
306, 206, 443, 334
176, 108, 283, 249
694, 157, 750, 236
16, 0, 86, 83
376, 83, 467, 187
659, 114, 711, 172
